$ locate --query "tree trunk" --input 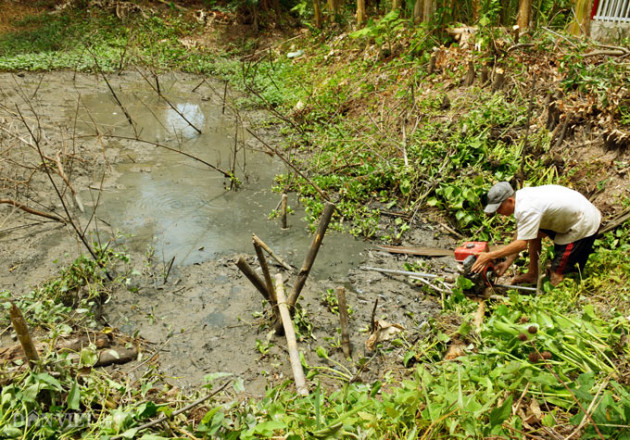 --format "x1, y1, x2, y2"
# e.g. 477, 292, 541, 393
327, 0, 338, 16
568, 0, 593, 35
392, 0, 402, 11
413, 0, 424, 22
517, 0, 531, 30
471, 0, 480, 22
423, 0, 436, 22
356, 0, 367, 25
313, 0, 323, 28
